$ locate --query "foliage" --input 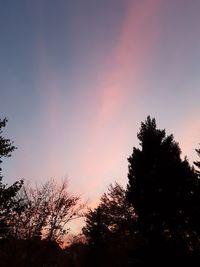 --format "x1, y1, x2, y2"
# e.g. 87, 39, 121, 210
0, 238, 70, 267
194, 147, 200, 176
0, 118, 23, 238
126, 116, 200, 257
83, 183, 136, 246
82, 183, 137, 266
10, 180, 85, 244
1, 115, 200, 265
0, 118, 16, 179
